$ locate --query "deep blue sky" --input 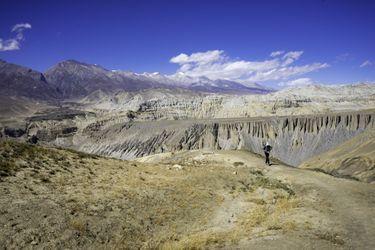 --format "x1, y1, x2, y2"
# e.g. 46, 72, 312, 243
0, 0, 374, 86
